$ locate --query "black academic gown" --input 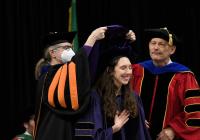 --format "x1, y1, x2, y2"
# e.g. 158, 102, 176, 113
34, 47, 91, 140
